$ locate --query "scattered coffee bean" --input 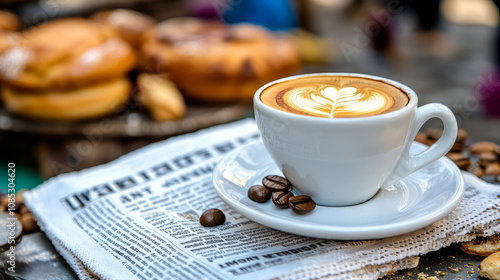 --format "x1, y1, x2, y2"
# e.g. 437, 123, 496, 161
414, 132, 428, 144
0, 196, 24, 213
0, 196, 7, 212
457, 129, 468, 143
469, 142, 500, 155
446, 153, 471, 170
248, 185, 271, 202
19, 205, 29, 215
272, 191, 294, 209
427, 128, 443, 141
467, 163, 485, 178
414, 128, 500, 183
262, 175, 290, 192
450, 142, 465, 153
477, 152, 498, 167
20, 213, 37, 233
450, 129, 468, 152
485, 162, 500, 176
199, 209, 225, 227
289, 195, 316, 214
